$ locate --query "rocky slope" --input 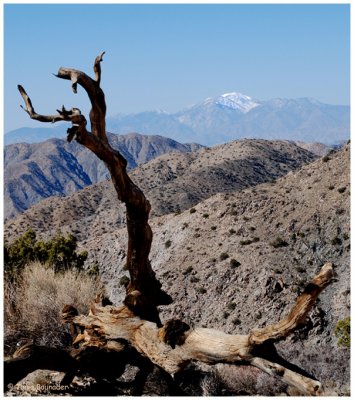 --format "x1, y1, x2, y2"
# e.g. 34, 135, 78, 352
4, 140, 316, 241
4, 142, 350, 395
4, 132, 202, 219
81, 144, 349, 326
83, 143, 350, 394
